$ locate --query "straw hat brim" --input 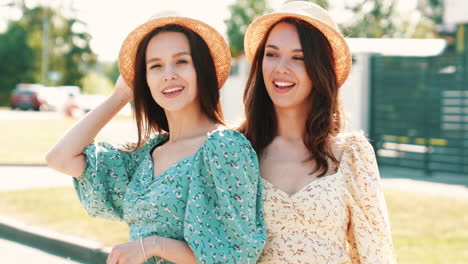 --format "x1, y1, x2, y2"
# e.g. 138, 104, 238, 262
244, 12, 352, 88
119, 17, 231, 90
